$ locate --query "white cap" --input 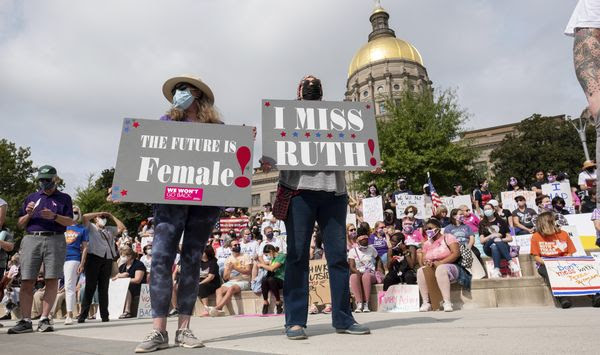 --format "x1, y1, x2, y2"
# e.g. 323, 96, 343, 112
489, 199, 499, 208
